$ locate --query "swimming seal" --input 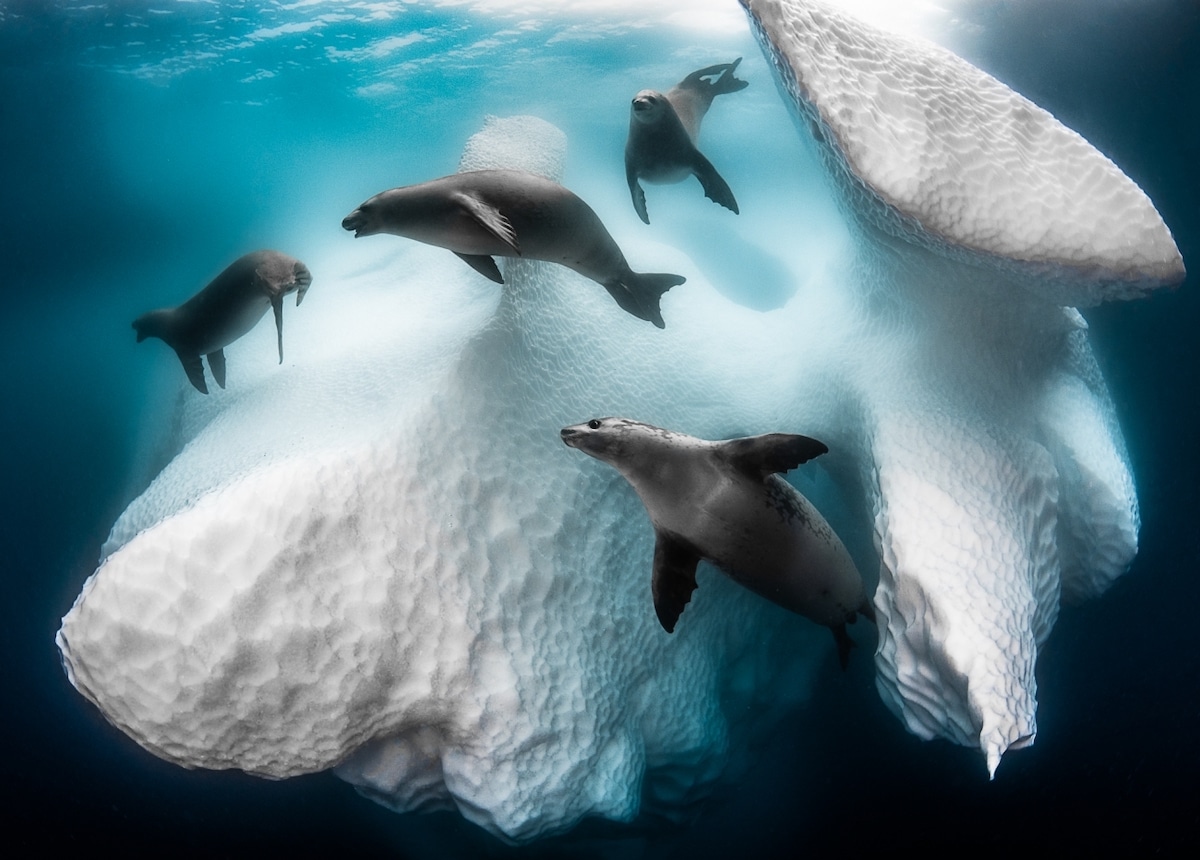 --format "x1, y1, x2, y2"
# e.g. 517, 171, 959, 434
132, 250, 312, 394
562, 417, 873, 666
341, 169, 685, 328
625, 58, 749, 224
